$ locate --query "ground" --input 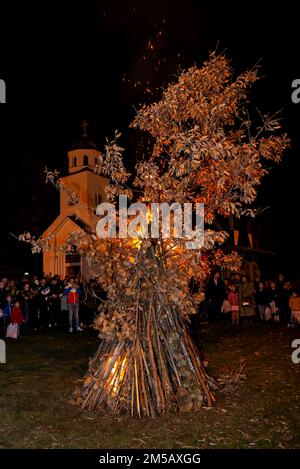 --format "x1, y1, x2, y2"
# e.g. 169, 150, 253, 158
1, 324, 300, 449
